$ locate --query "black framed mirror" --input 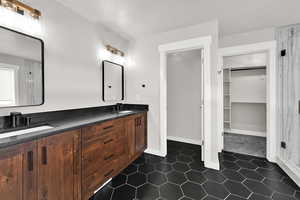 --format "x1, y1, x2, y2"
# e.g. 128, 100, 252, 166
102, 60, 124, 101
0, 26, 44, 108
